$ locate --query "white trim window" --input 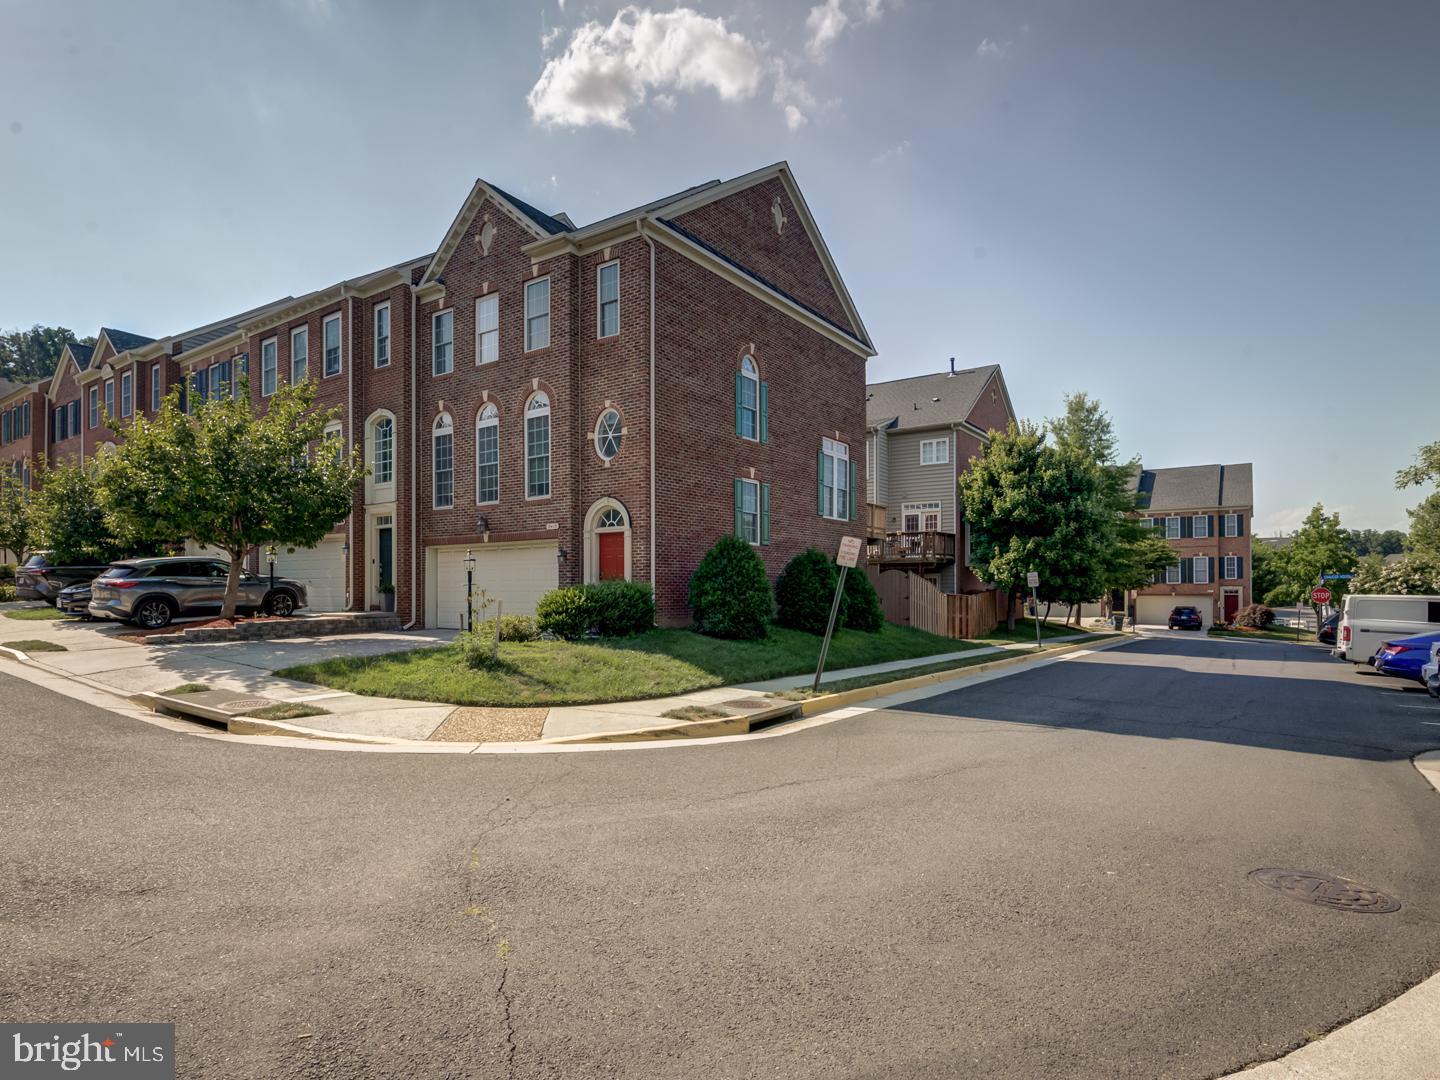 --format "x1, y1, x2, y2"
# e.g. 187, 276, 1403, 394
261, 337, 278, 397
372, 415, 394, 486
902, 501, 942, 532
88, 386, 99, 429
1192, 514, 1209, 538
737, 355, 759, 441
475, 294, 498, 365
120, 370, 132, 417
1165, 516, 1181, 539
595, 408, 621, 461
432, 309, 453, 375
290, 326, 308, 384
323, 313, 342, 377
373, 302, 390, 368
476, 404, 499, 504
1223, 513, 1240, 537
104, 379, 115, 421
1193, 556, 1210, 584
820, 437, 850, 521
525, 391, 551, 498
1166, 561, 1182, 585
1224, 555, 1239, 580
597, 260, 619, 338
920, 437, 949, 465
525, 277, 550, 352
737, 477, 760, 545
323, 420, 344, 464
432, 413, 454, 509
150, 363, 162, 411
